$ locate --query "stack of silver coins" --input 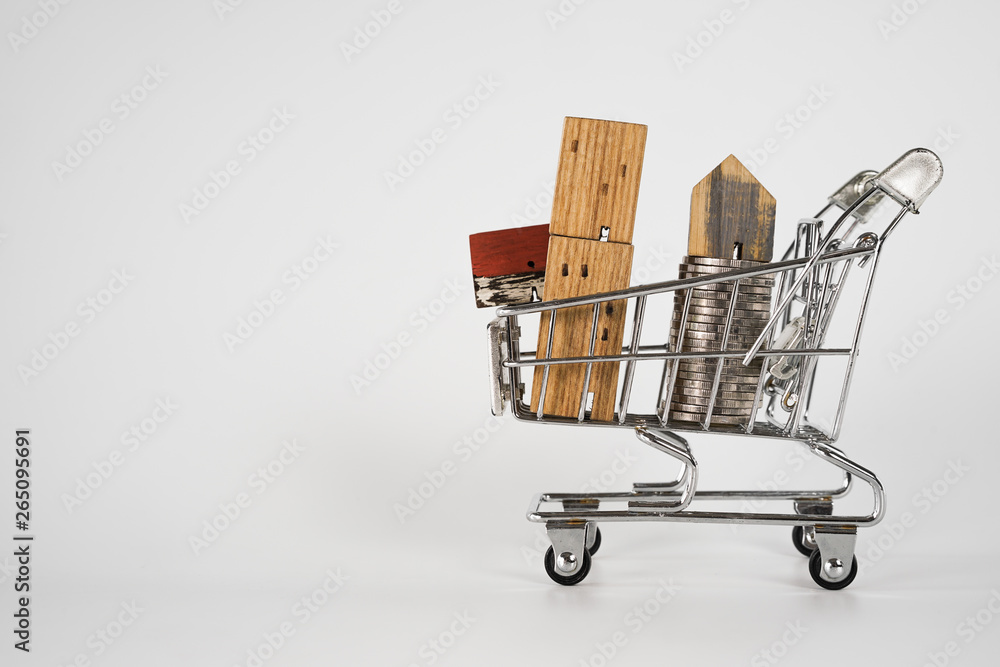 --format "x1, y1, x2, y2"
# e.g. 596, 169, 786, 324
666, 256, 774, 425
